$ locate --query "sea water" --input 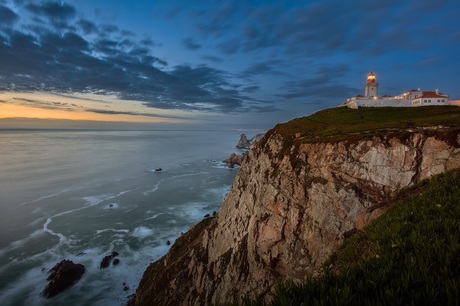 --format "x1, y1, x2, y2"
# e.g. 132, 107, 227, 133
0, 129, 247, 305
